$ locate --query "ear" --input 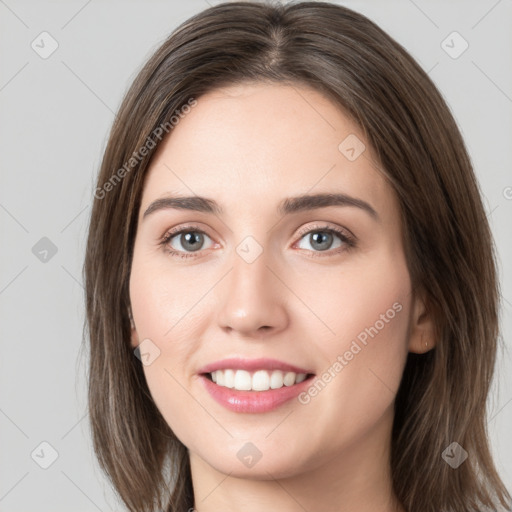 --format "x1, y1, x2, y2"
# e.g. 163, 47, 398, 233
408, 290, 435, 354
130, 327, 139, 349
128, 307, 139, 349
